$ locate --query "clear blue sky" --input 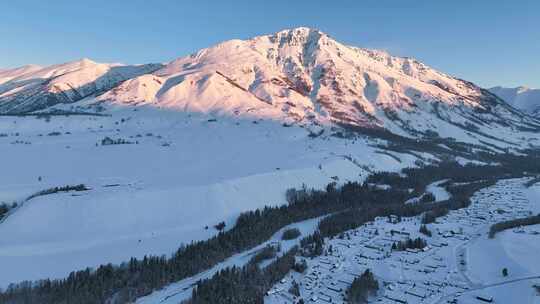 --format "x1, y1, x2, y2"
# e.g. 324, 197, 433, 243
1, 0, 538, 88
